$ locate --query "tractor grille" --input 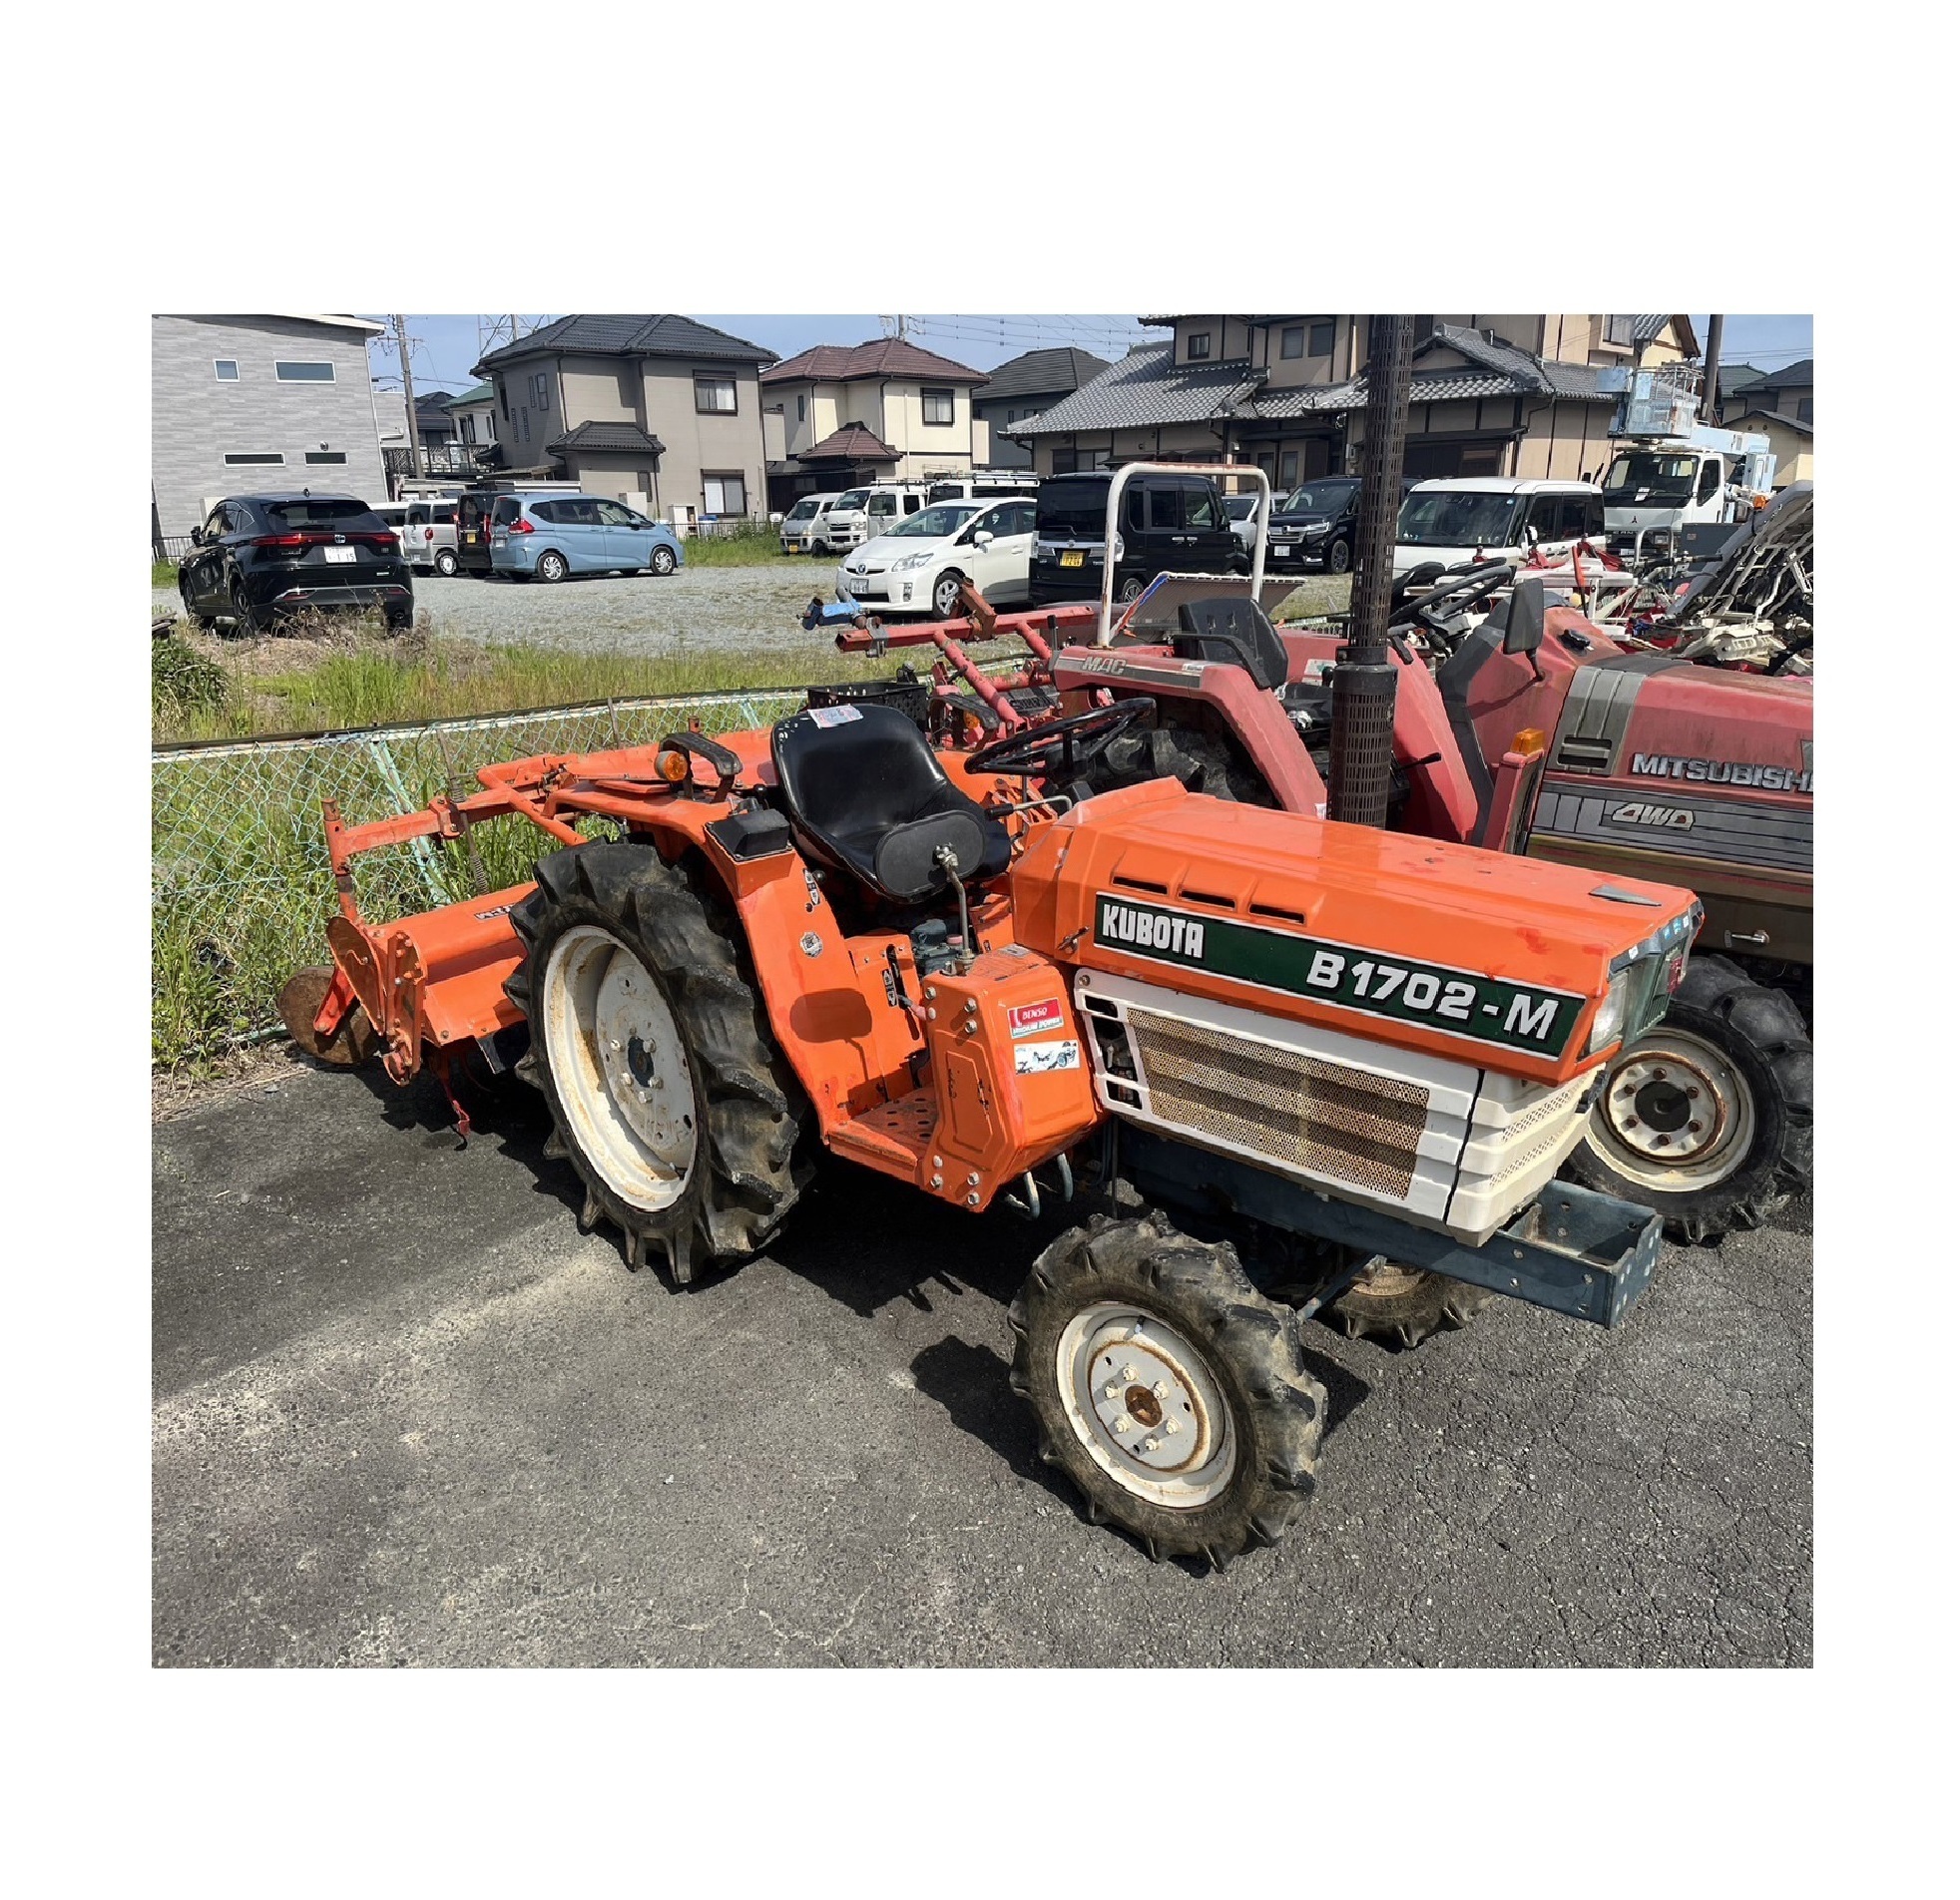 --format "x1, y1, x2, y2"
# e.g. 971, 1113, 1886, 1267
1128, 1007, 1430, 1199
1483, 1075, 1593, 1196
